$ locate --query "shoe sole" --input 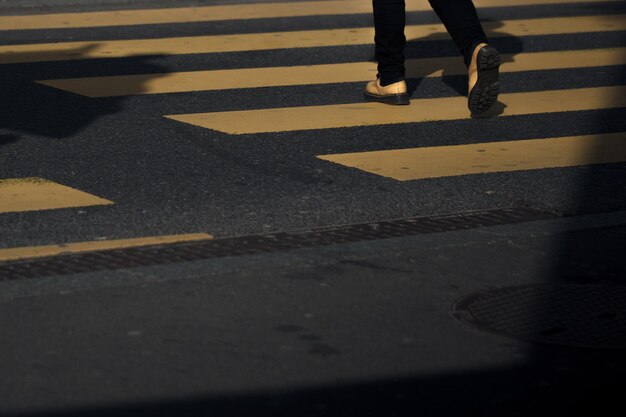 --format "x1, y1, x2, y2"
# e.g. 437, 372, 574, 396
468, 45, 500, 114
364, 91, 410, 105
